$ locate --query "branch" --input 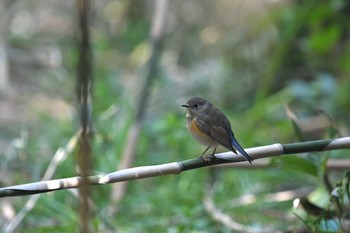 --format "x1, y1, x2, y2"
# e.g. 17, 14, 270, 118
215, 159, 350, 170
0, 137, 349, 198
